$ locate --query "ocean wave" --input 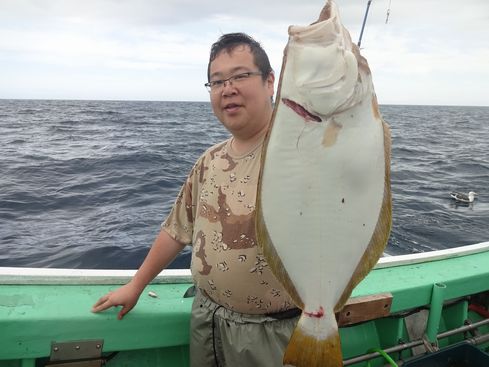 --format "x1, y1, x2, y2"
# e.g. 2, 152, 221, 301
0, 100, 487, 268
